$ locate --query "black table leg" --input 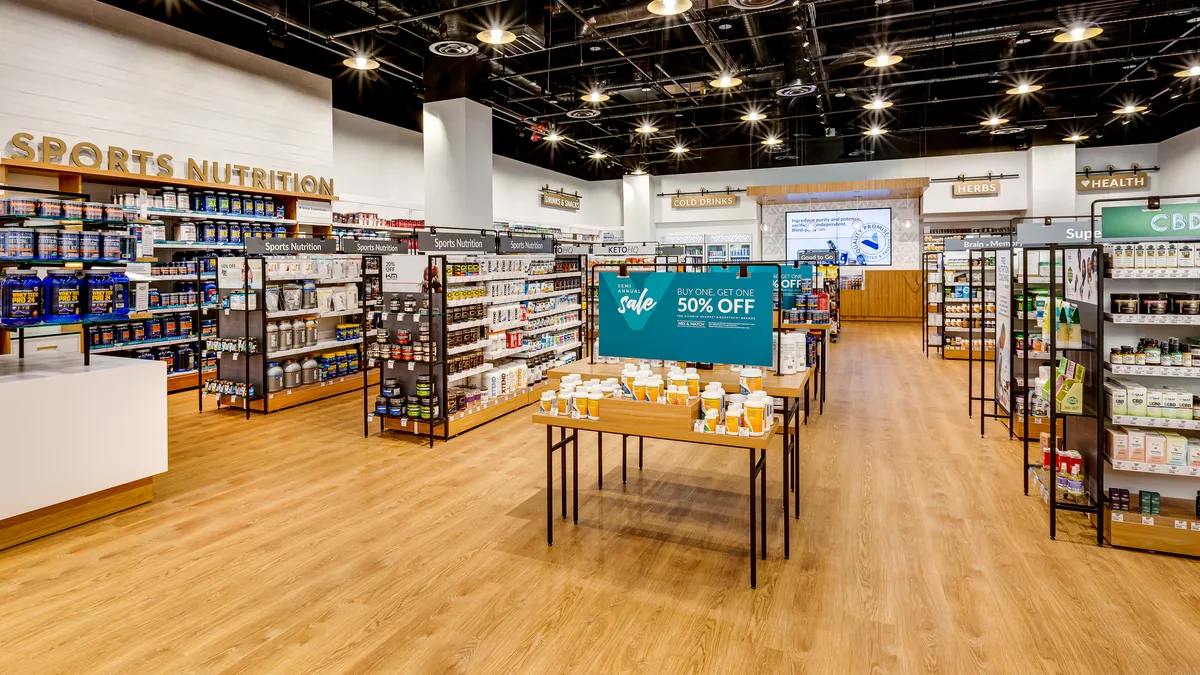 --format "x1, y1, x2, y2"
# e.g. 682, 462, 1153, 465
561, 428, 567, 520
782, 427, 790, 559
749, 447, 757, 589
820, 333, 827, 413
760, 448, 767, 561
597, 432, 603, 489
547, 425, 554, 546
639, 437, 643, 470
573, 431, 578, 525
804, 380, 810, 426
622, 434, 627, 484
